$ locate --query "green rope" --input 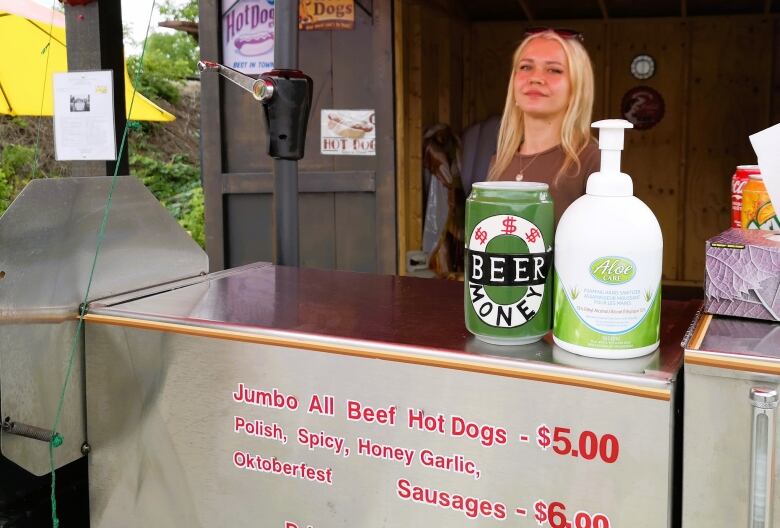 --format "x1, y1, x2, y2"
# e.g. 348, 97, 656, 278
31, 0, 57, 180
48, 2, 158, 526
